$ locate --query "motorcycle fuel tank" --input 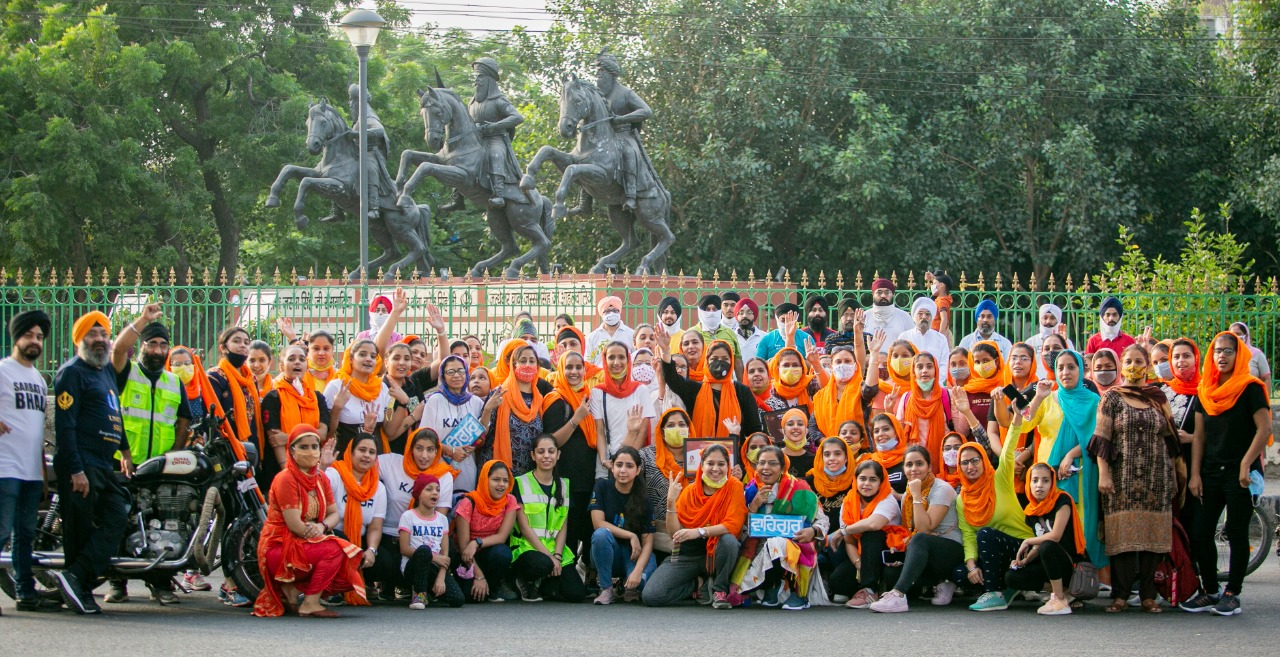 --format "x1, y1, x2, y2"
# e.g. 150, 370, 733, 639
132, 450, 212, 483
